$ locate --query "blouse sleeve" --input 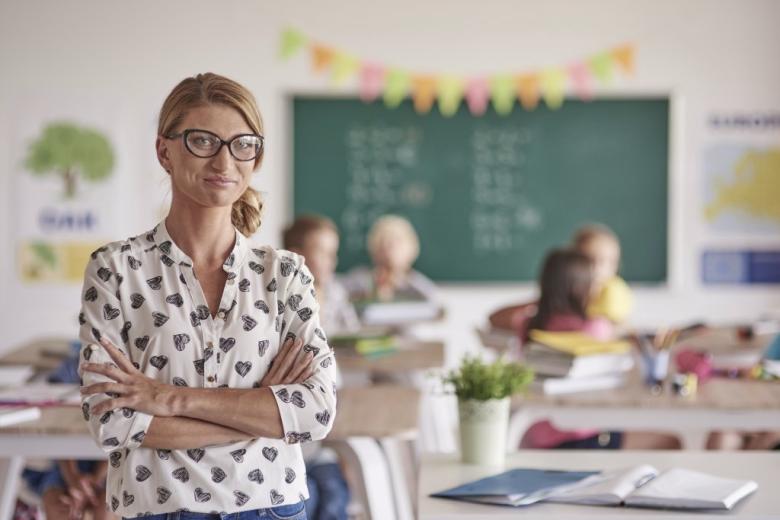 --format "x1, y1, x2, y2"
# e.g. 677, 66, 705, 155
77, 250, 154, 452
269, 254, 338, 444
